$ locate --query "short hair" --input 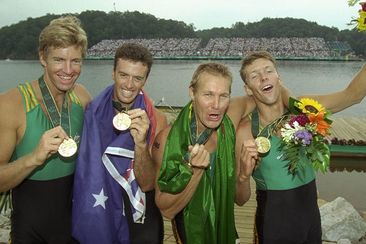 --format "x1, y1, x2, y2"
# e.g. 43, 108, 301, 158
240, 51, 277, 83
39, 15, 88, 57
114, 43, 153, 77
190, 62, 233, 93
